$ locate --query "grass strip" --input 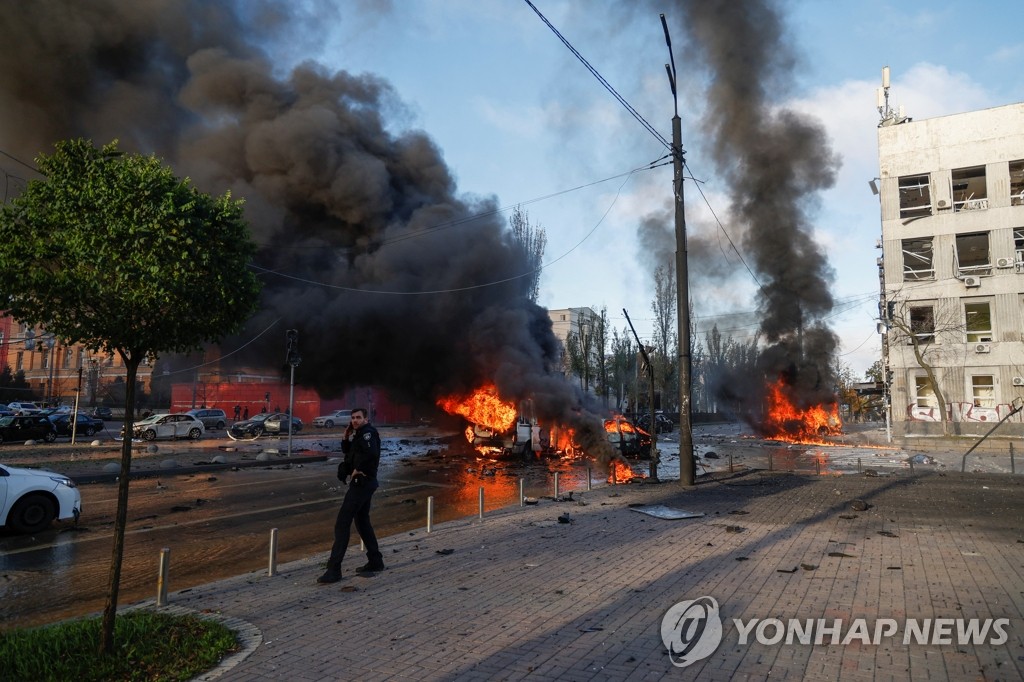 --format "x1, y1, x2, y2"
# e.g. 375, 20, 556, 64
0, 610, 238, 681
